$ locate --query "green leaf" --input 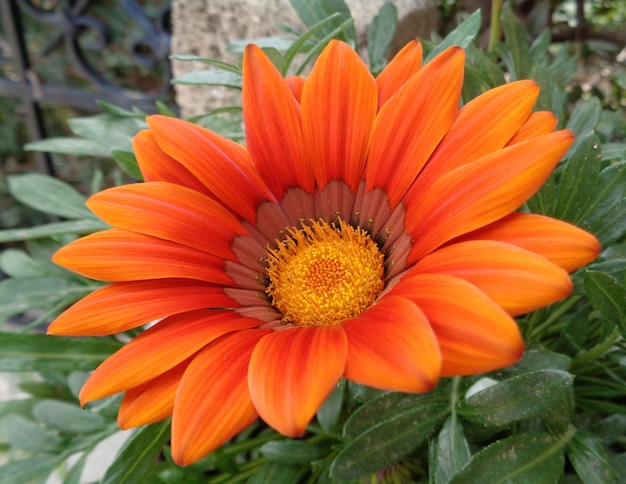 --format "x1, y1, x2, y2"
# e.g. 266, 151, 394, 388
584, 270, 626, 326
579, 161, 626, 246
172, 69, 242, 88
7, 173, 94, 220
227, 36, 295, 55
497, 2, 530, 79
425, 10, 481, 63
260, 439, 329, 466
112, 150, 144, 181
64, 452, 89, 484
260, 47, 286, 72
567, 431, 620, 483
554, 133, 602, 223
281, 12, 342, 74
169, 54, 242, 74
100, 421, 171, 484
248, 462, 307, 484
368, 2, 397, 74
0, 278, 94, 322
449, 430, 573, 484
0, 249, 45, 278
343, 391, 444, 438
429, 414, 471, 484
331, 393, 448, 479
527, 171, 557, 216
67, 115, 142, 153
494, 348, 572, 378
290, 0, 356, 46
0, 219, 109, 243
33, 399, 107, 434
0, 455, 64, 484
0, 414, 64, 453
565, 98, 602, 156
0, 333, 122, 372
316, 379, 345, 432
457, 369, 574, 426
24, 137, 112, 157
